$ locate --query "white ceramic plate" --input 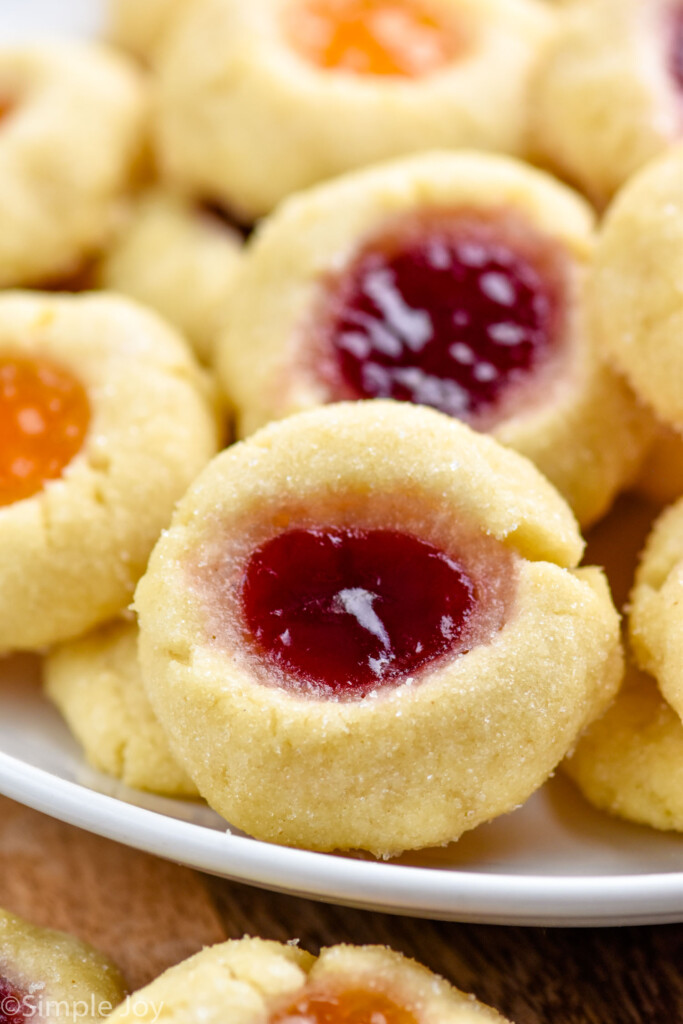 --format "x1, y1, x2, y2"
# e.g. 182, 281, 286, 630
2, 0, 683, 929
